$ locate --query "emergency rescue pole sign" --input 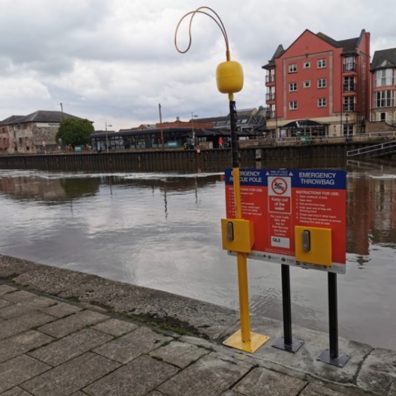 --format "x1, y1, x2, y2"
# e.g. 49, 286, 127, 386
225, 168, 347, 273
225, 167, 350, 366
